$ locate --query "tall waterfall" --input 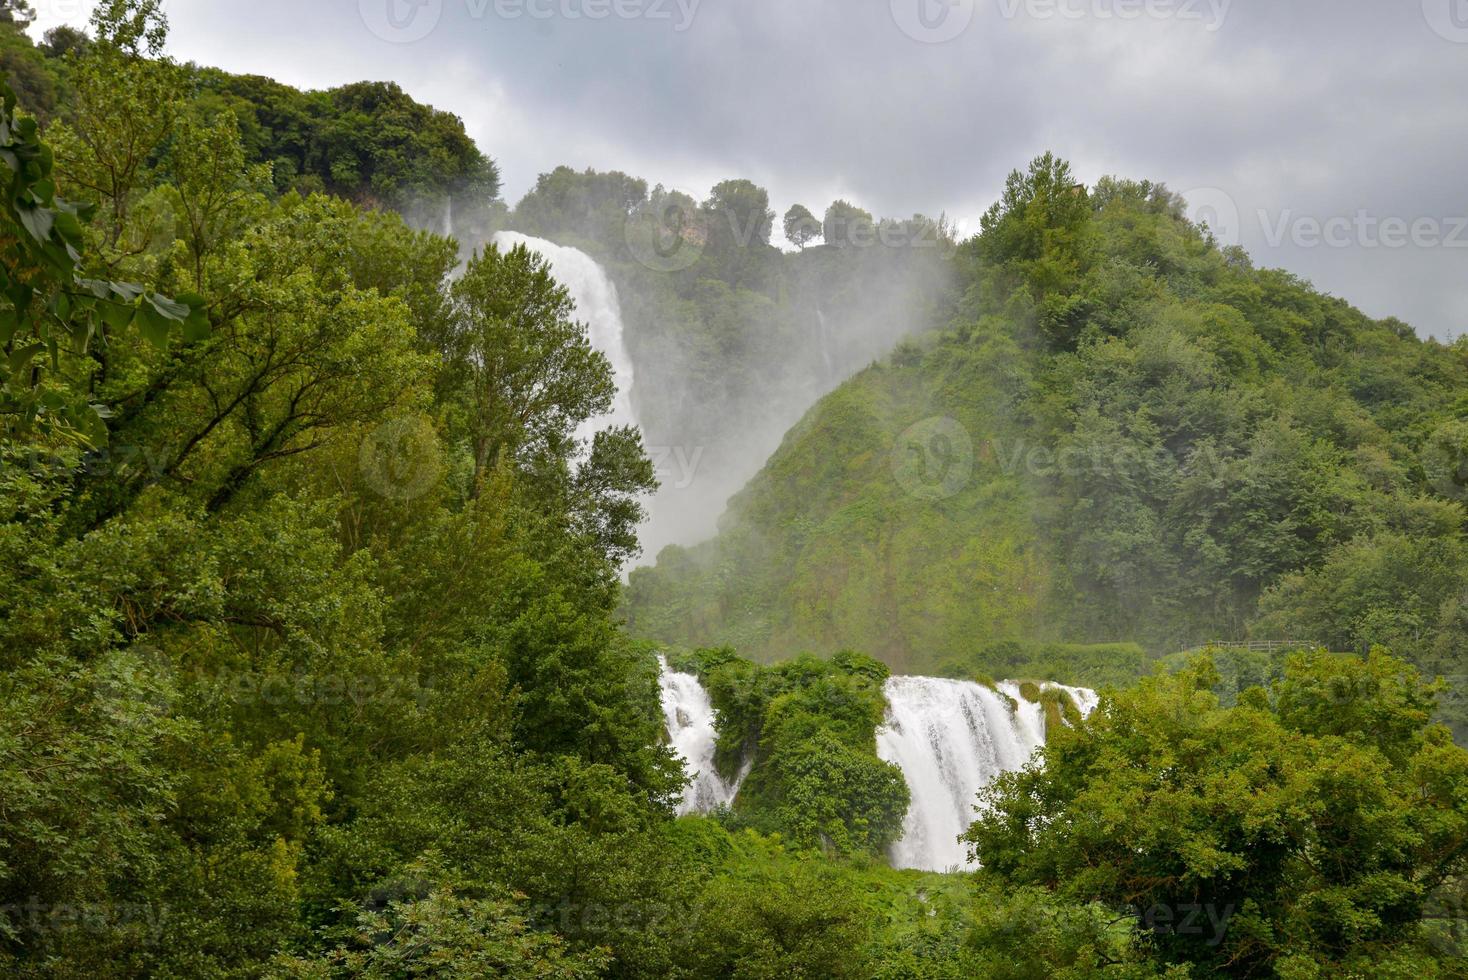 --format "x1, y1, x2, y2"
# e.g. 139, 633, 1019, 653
876, 677, 1095, 872
657, 658, 745, 815
490, 232, 638, 441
